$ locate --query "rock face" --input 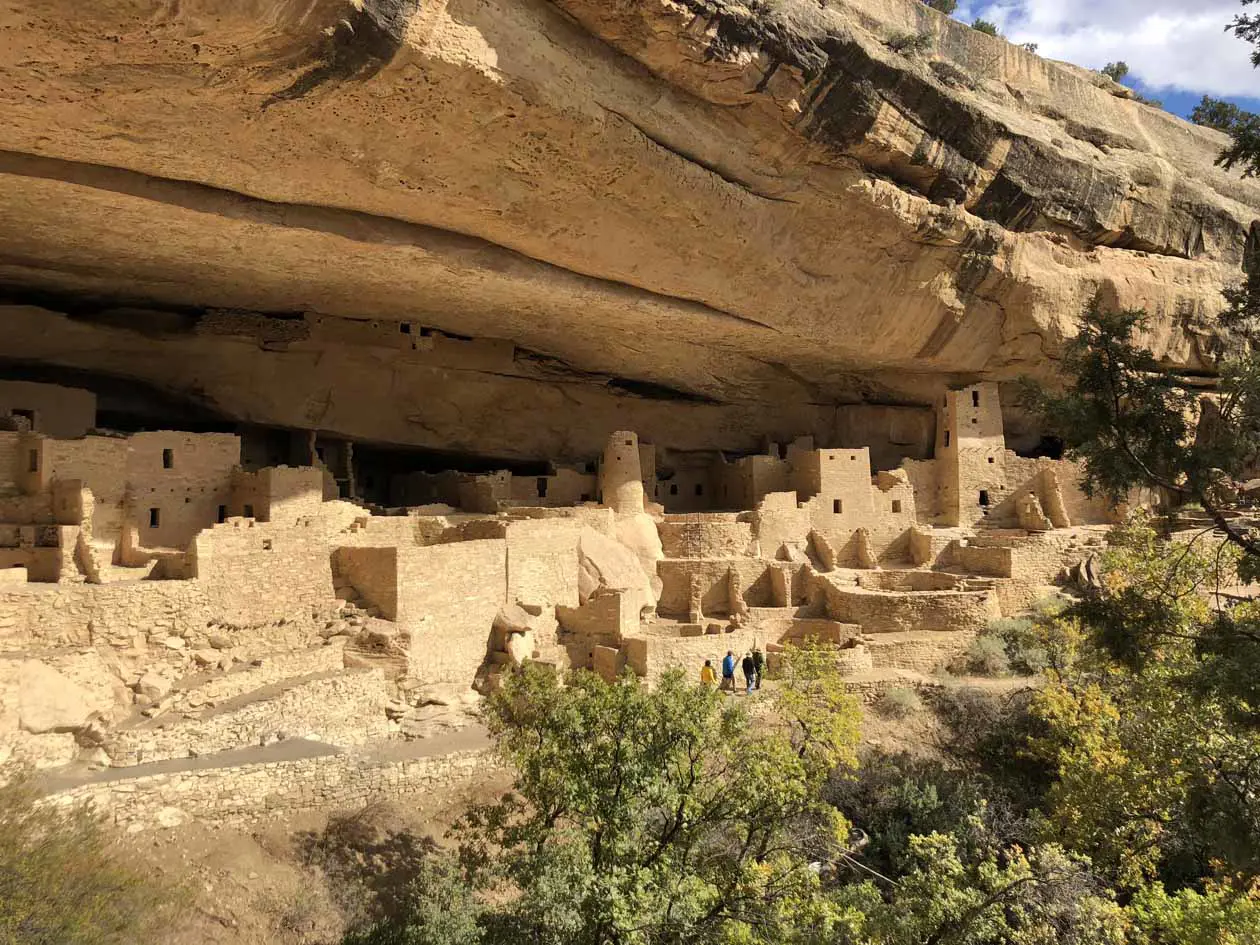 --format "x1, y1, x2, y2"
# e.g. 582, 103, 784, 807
0, 0, 1257, 458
